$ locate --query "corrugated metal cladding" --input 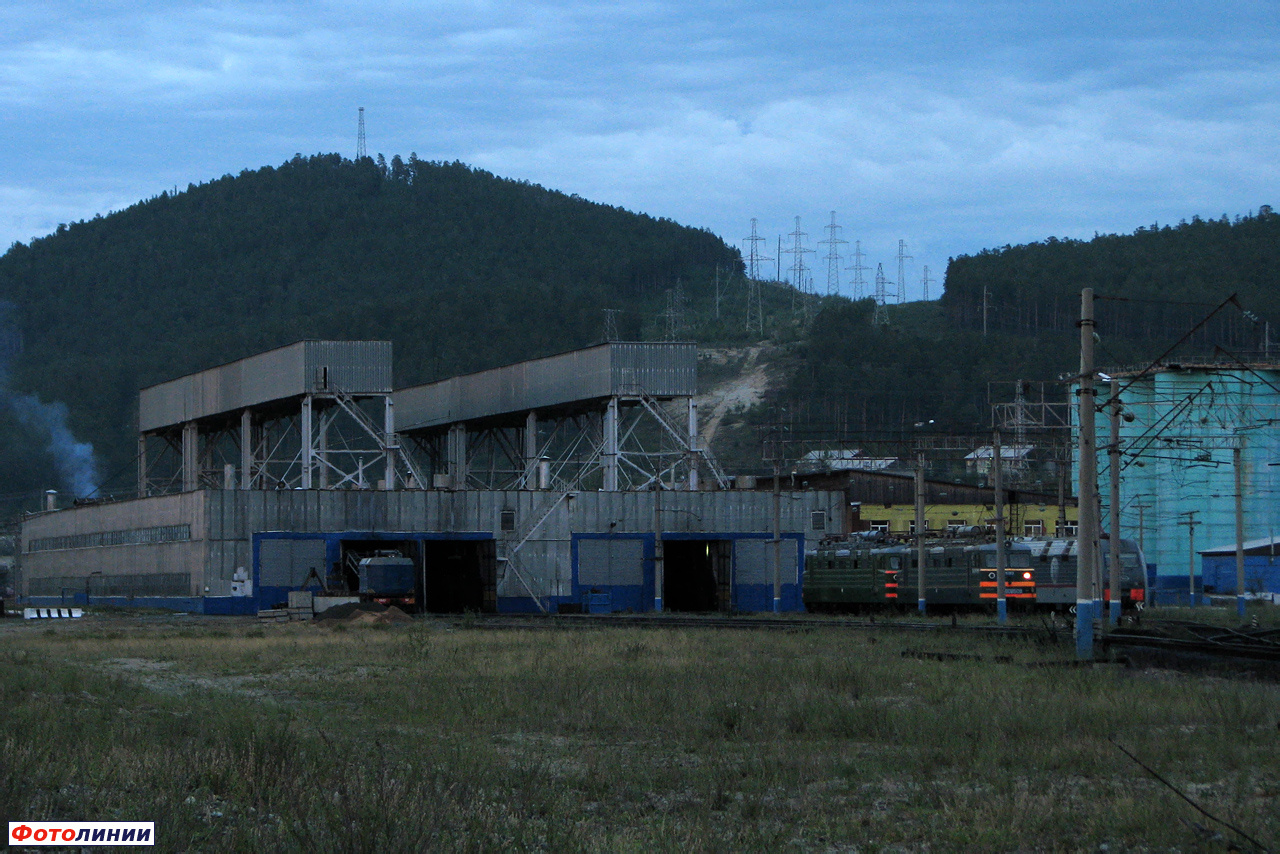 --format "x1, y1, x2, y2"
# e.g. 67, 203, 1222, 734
394, 342, 698, 432
609, 341, 697, 397
199, 488, 840, 543
733, 540, 798, 585
577, 539, 645, 587
259, 538, 327, 588
22, 488, 842, 606
138, 340, 393, 432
